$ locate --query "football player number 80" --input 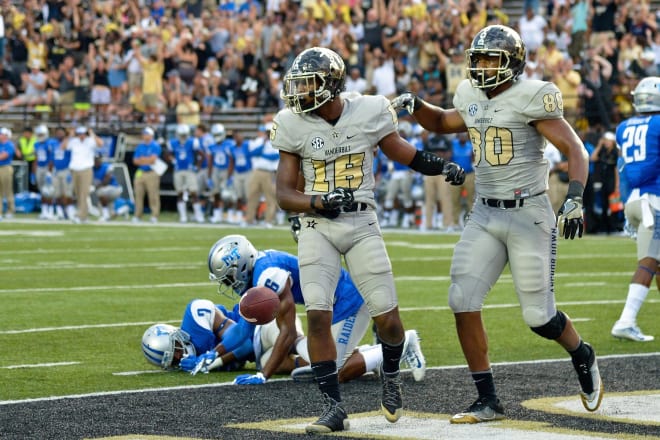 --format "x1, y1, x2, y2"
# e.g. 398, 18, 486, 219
469, 126, 514, 166
310, 153, 365, 192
